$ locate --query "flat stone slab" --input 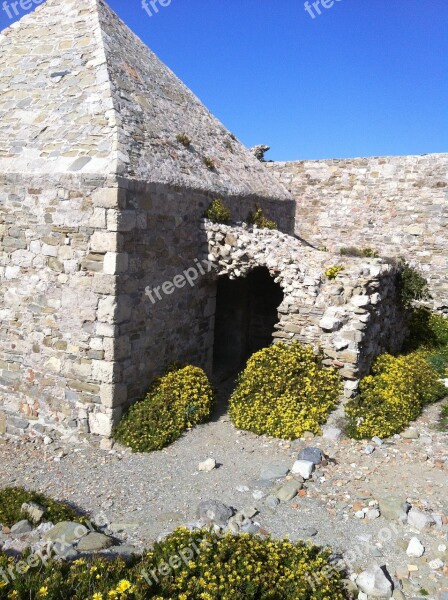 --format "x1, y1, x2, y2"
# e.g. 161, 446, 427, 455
260, 464, 289, 480
44, 522, 88, 544
77, 532, 114, 552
